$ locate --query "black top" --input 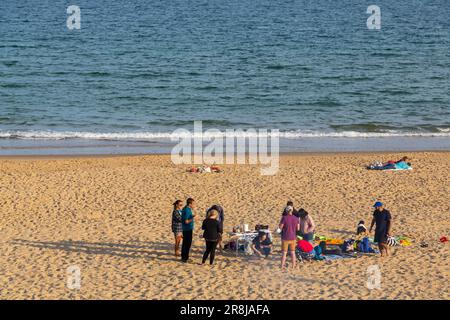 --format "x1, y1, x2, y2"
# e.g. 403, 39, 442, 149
202, 218, 223, 241
206, 205, 225, 225
252, 236, 272, 250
